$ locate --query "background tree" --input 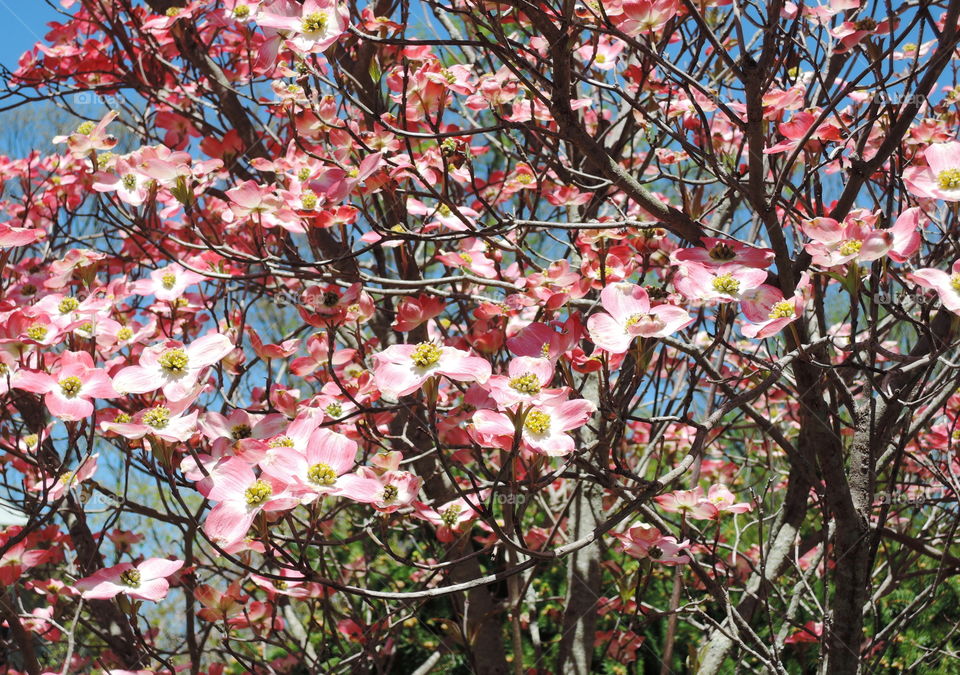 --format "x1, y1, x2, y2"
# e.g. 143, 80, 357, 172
0, 0, 959, 673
